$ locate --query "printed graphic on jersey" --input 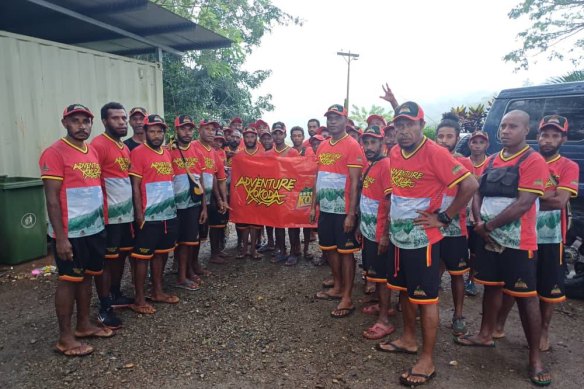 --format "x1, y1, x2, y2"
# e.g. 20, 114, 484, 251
537, 210, 562, 244
104, 177, 133, 223
390, 196, 430, 249
144, 181, 177, 221
316, 171, 346, 214
359, 195, 379, 242
173, 173, 202, 209
481, 196, 521, 249
57, 187, 104, 238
